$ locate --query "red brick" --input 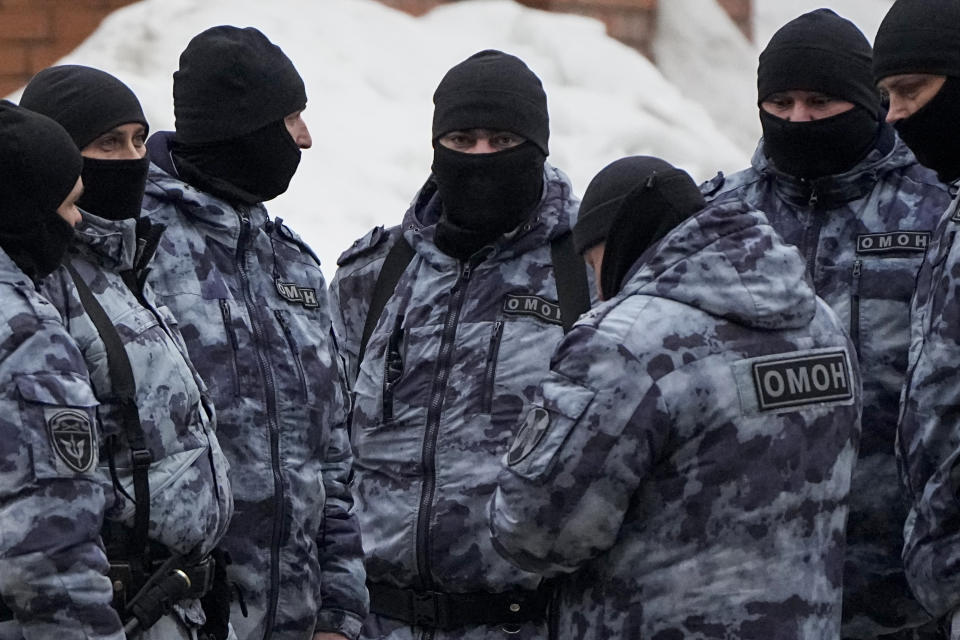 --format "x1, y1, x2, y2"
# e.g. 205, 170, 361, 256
26, 41, 70, 71
0, 43, 27, 74
0, 73, 28, 97
0, 8, 52, 40
50, 5, 110, 51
